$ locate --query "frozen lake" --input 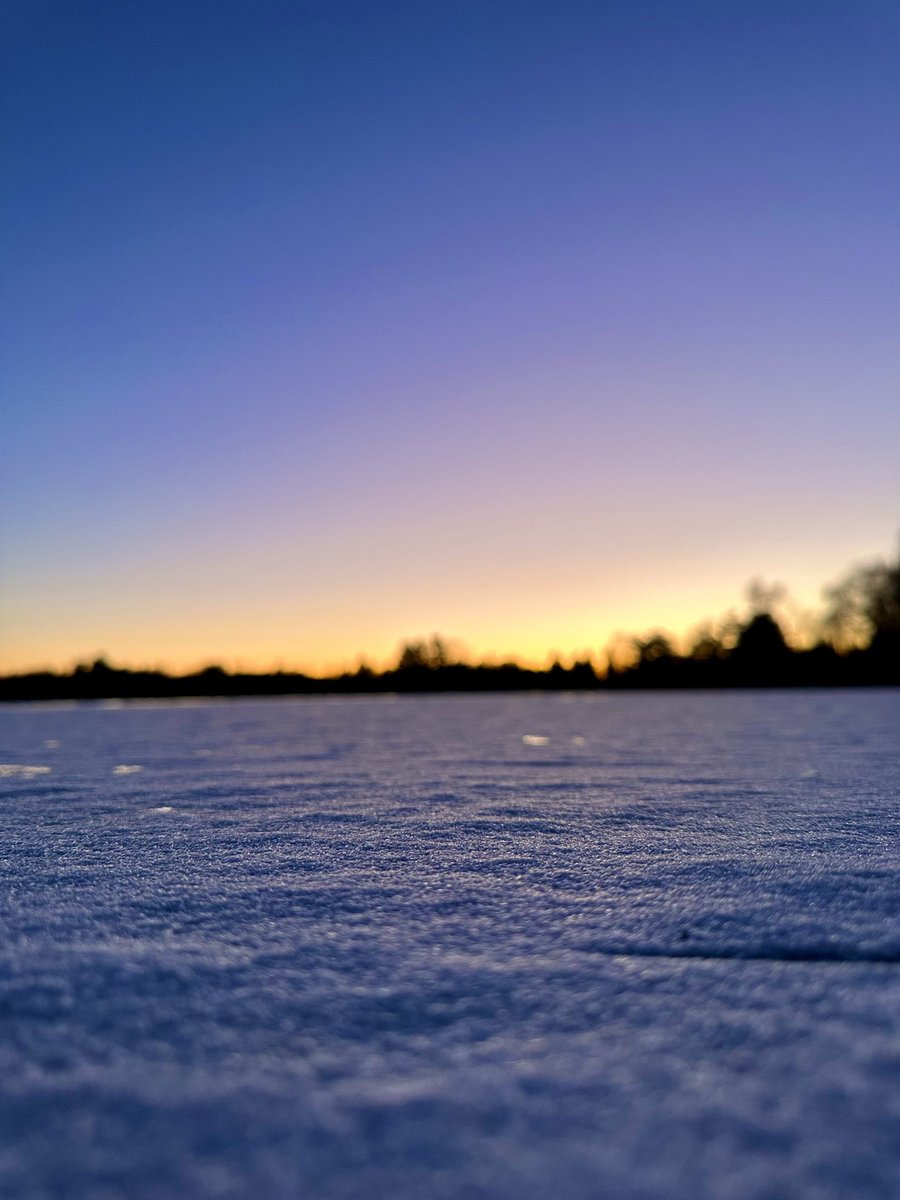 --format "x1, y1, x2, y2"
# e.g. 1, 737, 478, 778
1, 690, 898, 1199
